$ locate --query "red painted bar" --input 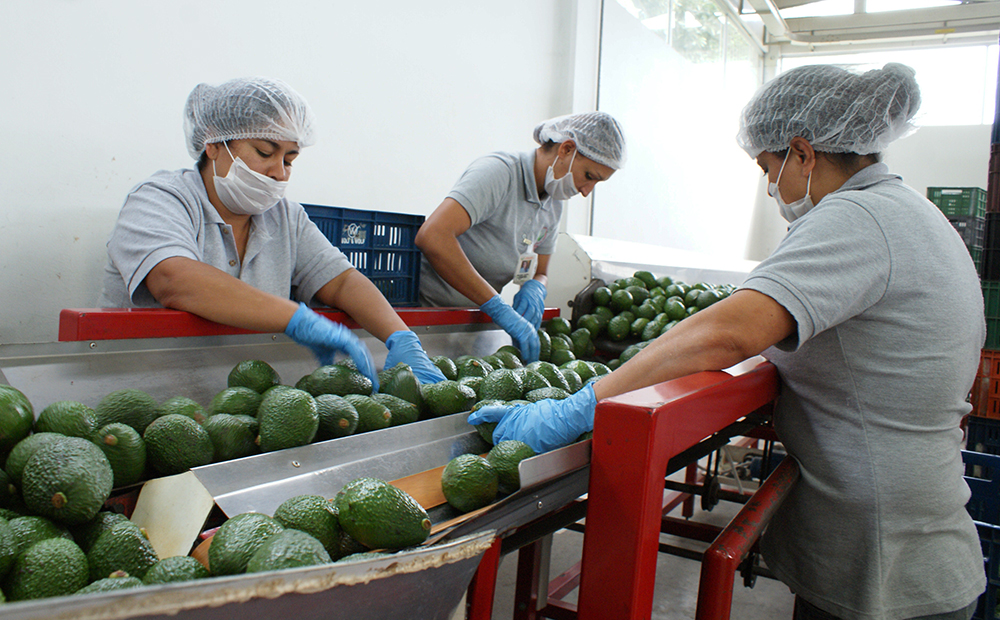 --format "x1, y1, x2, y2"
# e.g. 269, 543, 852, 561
695, 457, 799, 620
58, 307, 560, 341
576, 361, 780, 620
466, 536, 503, 620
